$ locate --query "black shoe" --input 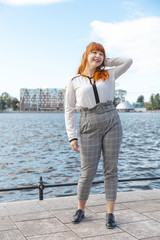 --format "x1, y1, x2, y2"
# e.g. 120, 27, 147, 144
71, 209, 85, 224
106, 213, 116, 229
